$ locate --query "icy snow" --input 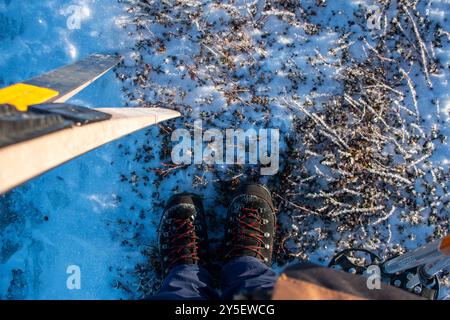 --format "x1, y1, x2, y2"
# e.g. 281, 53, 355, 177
0, 0, 448, 299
